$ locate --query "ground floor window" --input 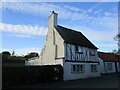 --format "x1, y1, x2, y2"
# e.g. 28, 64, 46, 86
91, 64, 97, 72
119, 62, 120, 69
71, 64, 85, 73
107, 63, 112, 70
